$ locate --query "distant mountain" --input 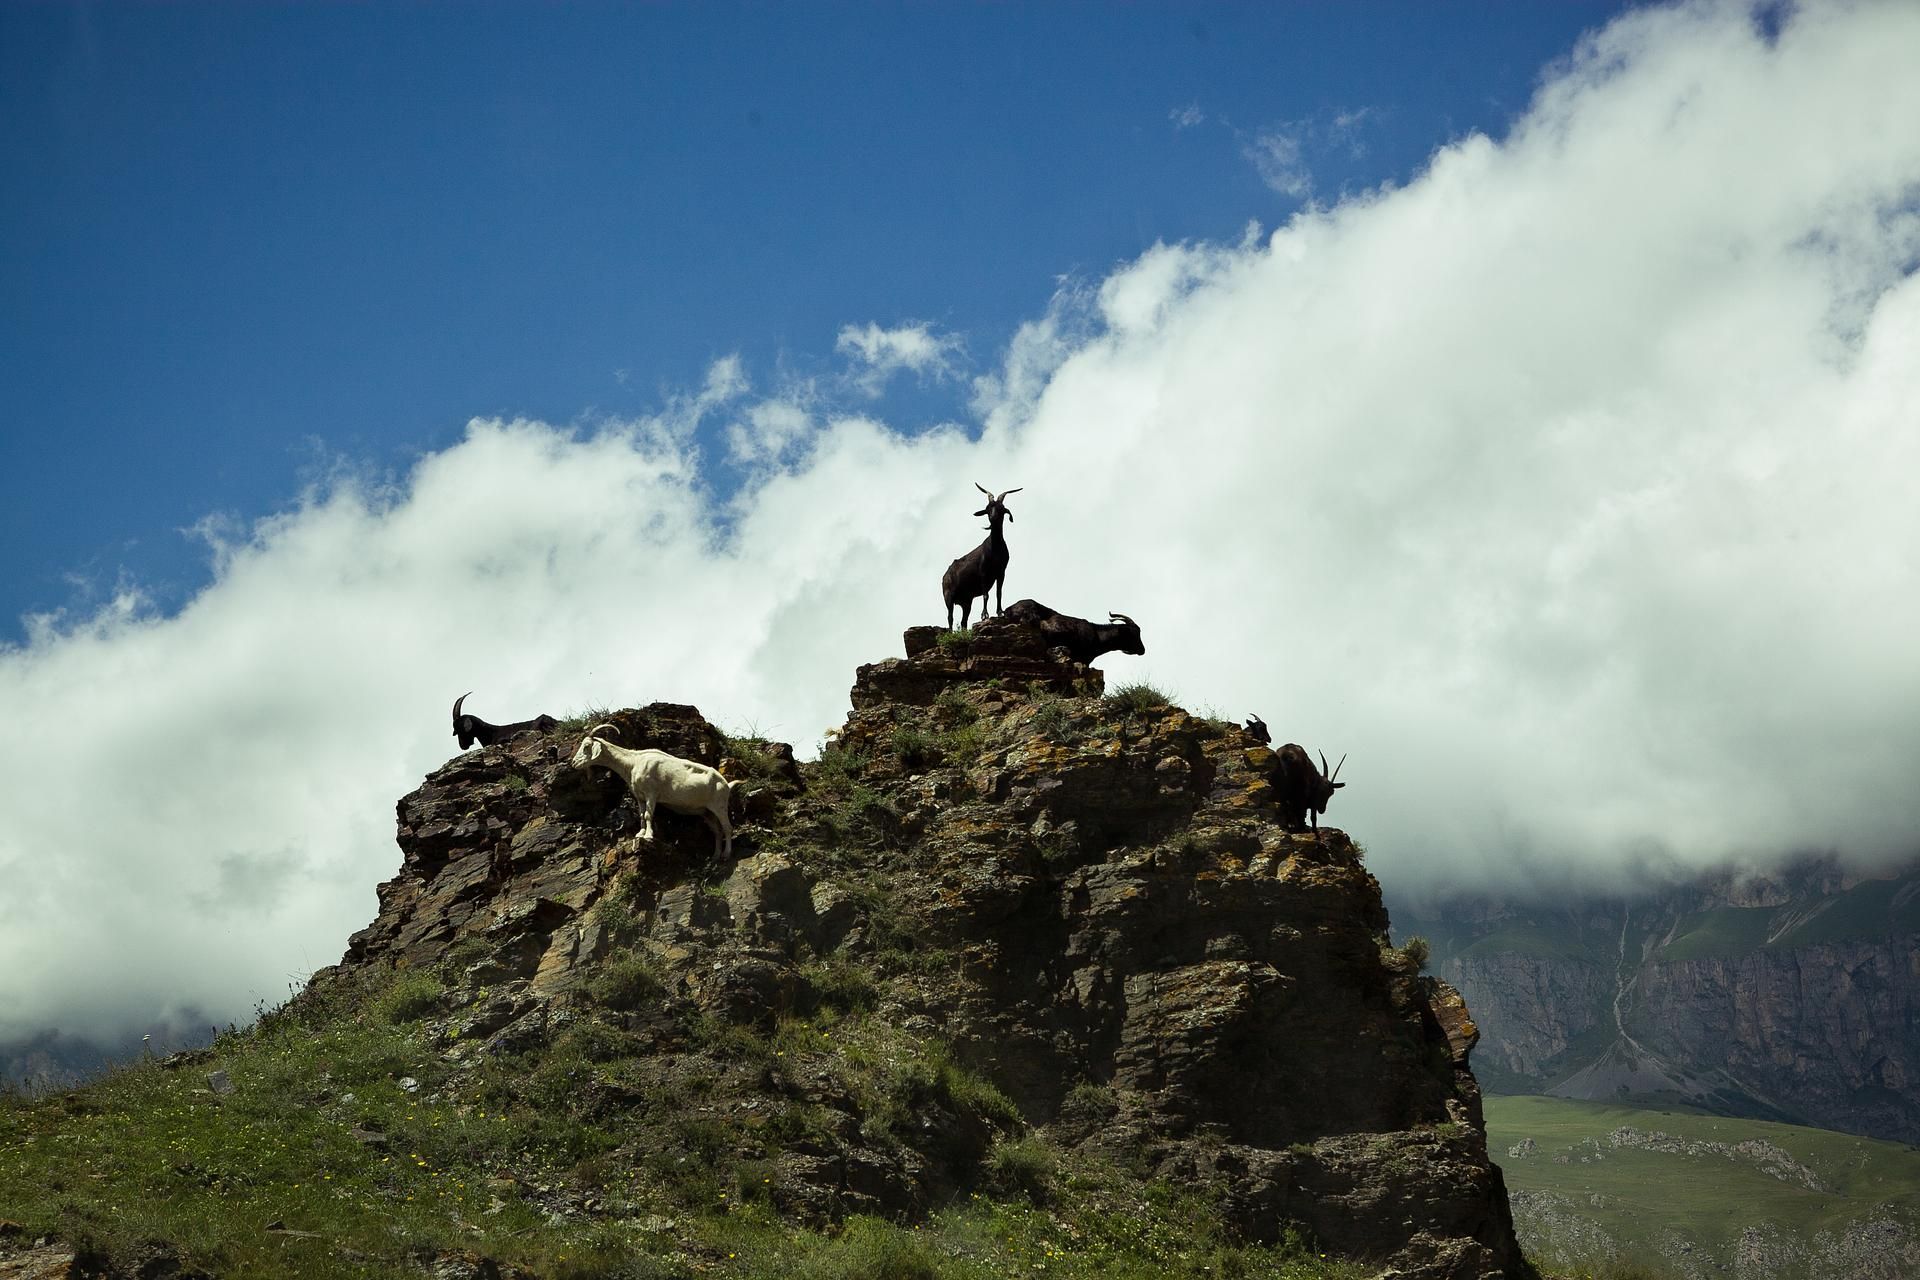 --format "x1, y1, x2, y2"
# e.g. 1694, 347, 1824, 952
1389, 858, 1920, 1144
0, 1030, 116, 1094
2, 1020, 215, 1095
